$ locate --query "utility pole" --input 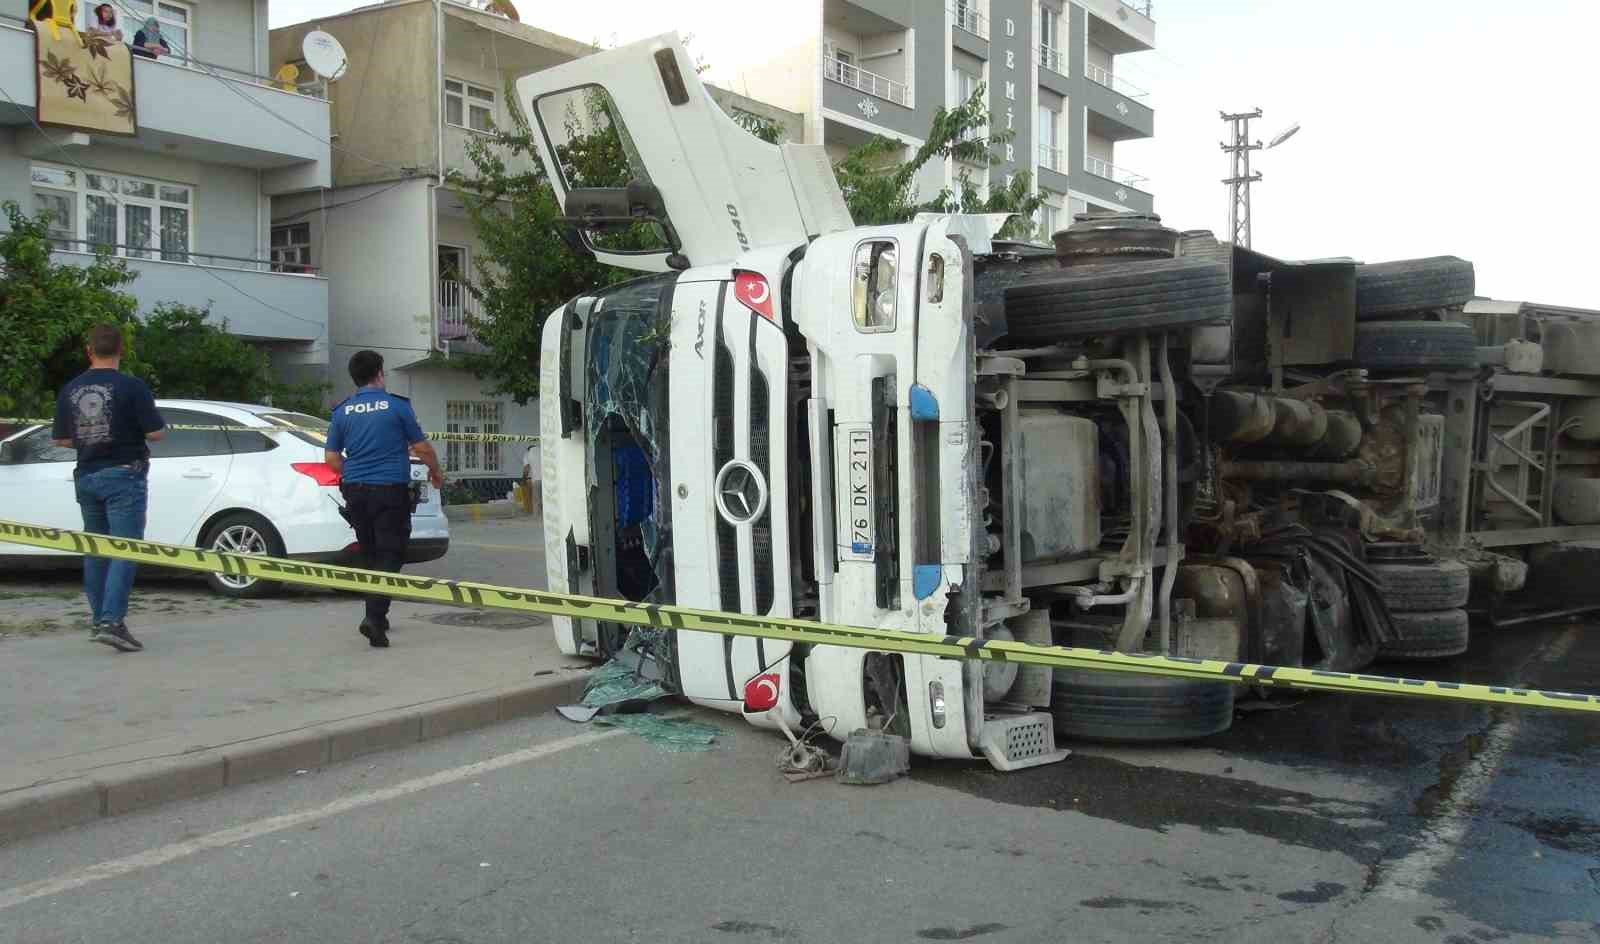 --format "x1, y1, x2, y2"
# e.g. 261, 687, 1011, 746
1220, 109, 1263, 248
